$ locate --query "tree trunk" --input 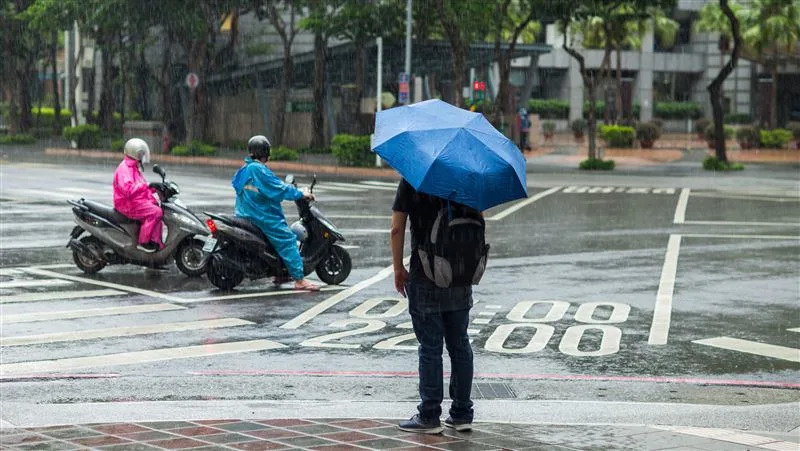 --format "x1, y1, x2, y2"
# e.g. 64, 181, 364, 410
435, 0, 466, 107
98, 37, 114, 131
311, 31, 326, 149
50, 30, 61, 135
353, 42, 365, 126
615, 44, 623, 122
518, 56, 538, 109
563, 33, 597, 161
275, 41, 293, 145
770, 62, 778, 128
601, 44, 612, 124
706, 0, 741, 163
494, 56, 511, 125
